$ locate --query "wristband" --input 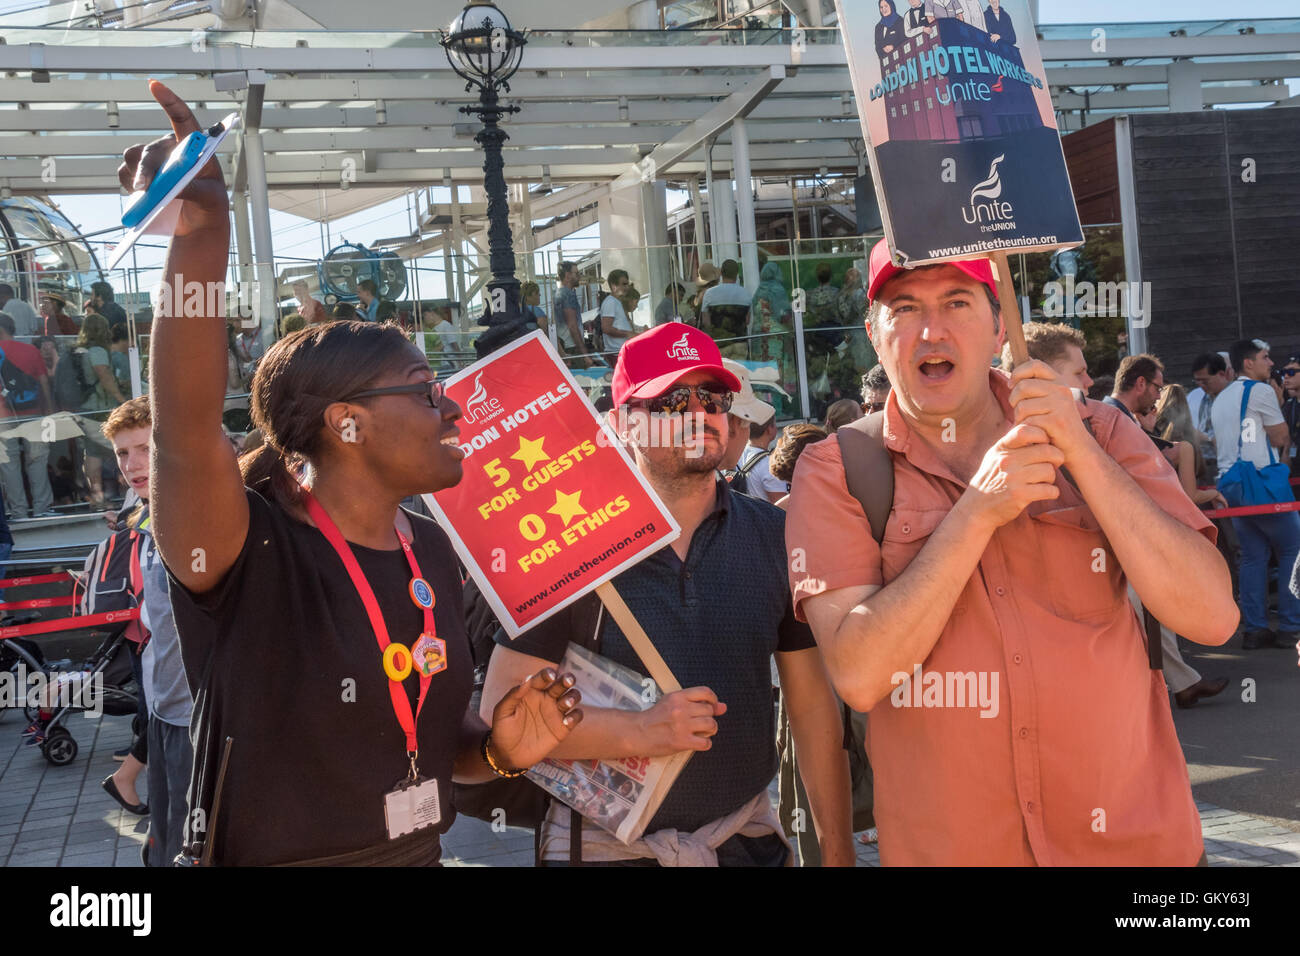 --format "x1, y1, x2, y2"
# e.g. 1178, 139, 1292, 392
482, 732, 526, 778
